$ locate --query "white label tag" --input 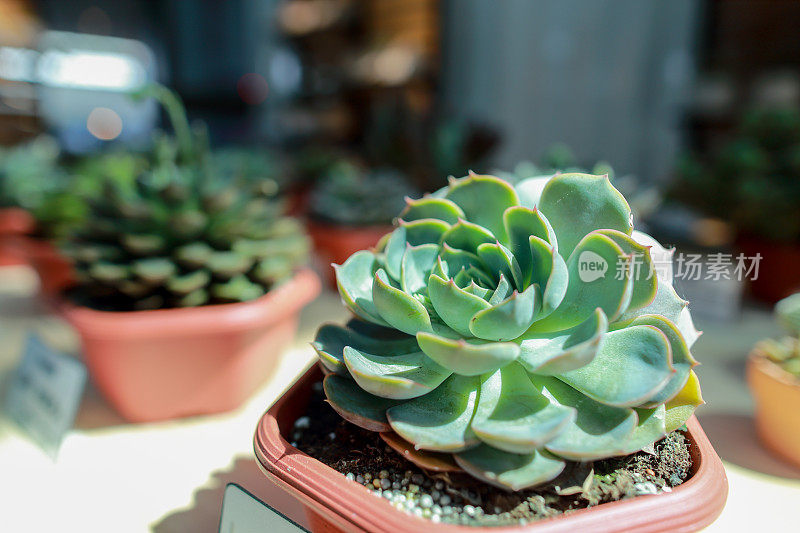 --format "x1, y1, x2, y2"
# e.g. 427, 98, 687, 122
219, 484, 308, 533
4, 334, 87, 457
